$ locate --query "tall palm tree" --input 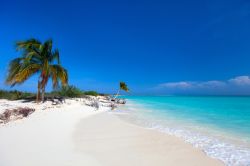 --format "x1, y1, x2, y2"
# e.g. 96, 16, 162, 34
114, 82, 129, 98
6, 38, 68, 102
